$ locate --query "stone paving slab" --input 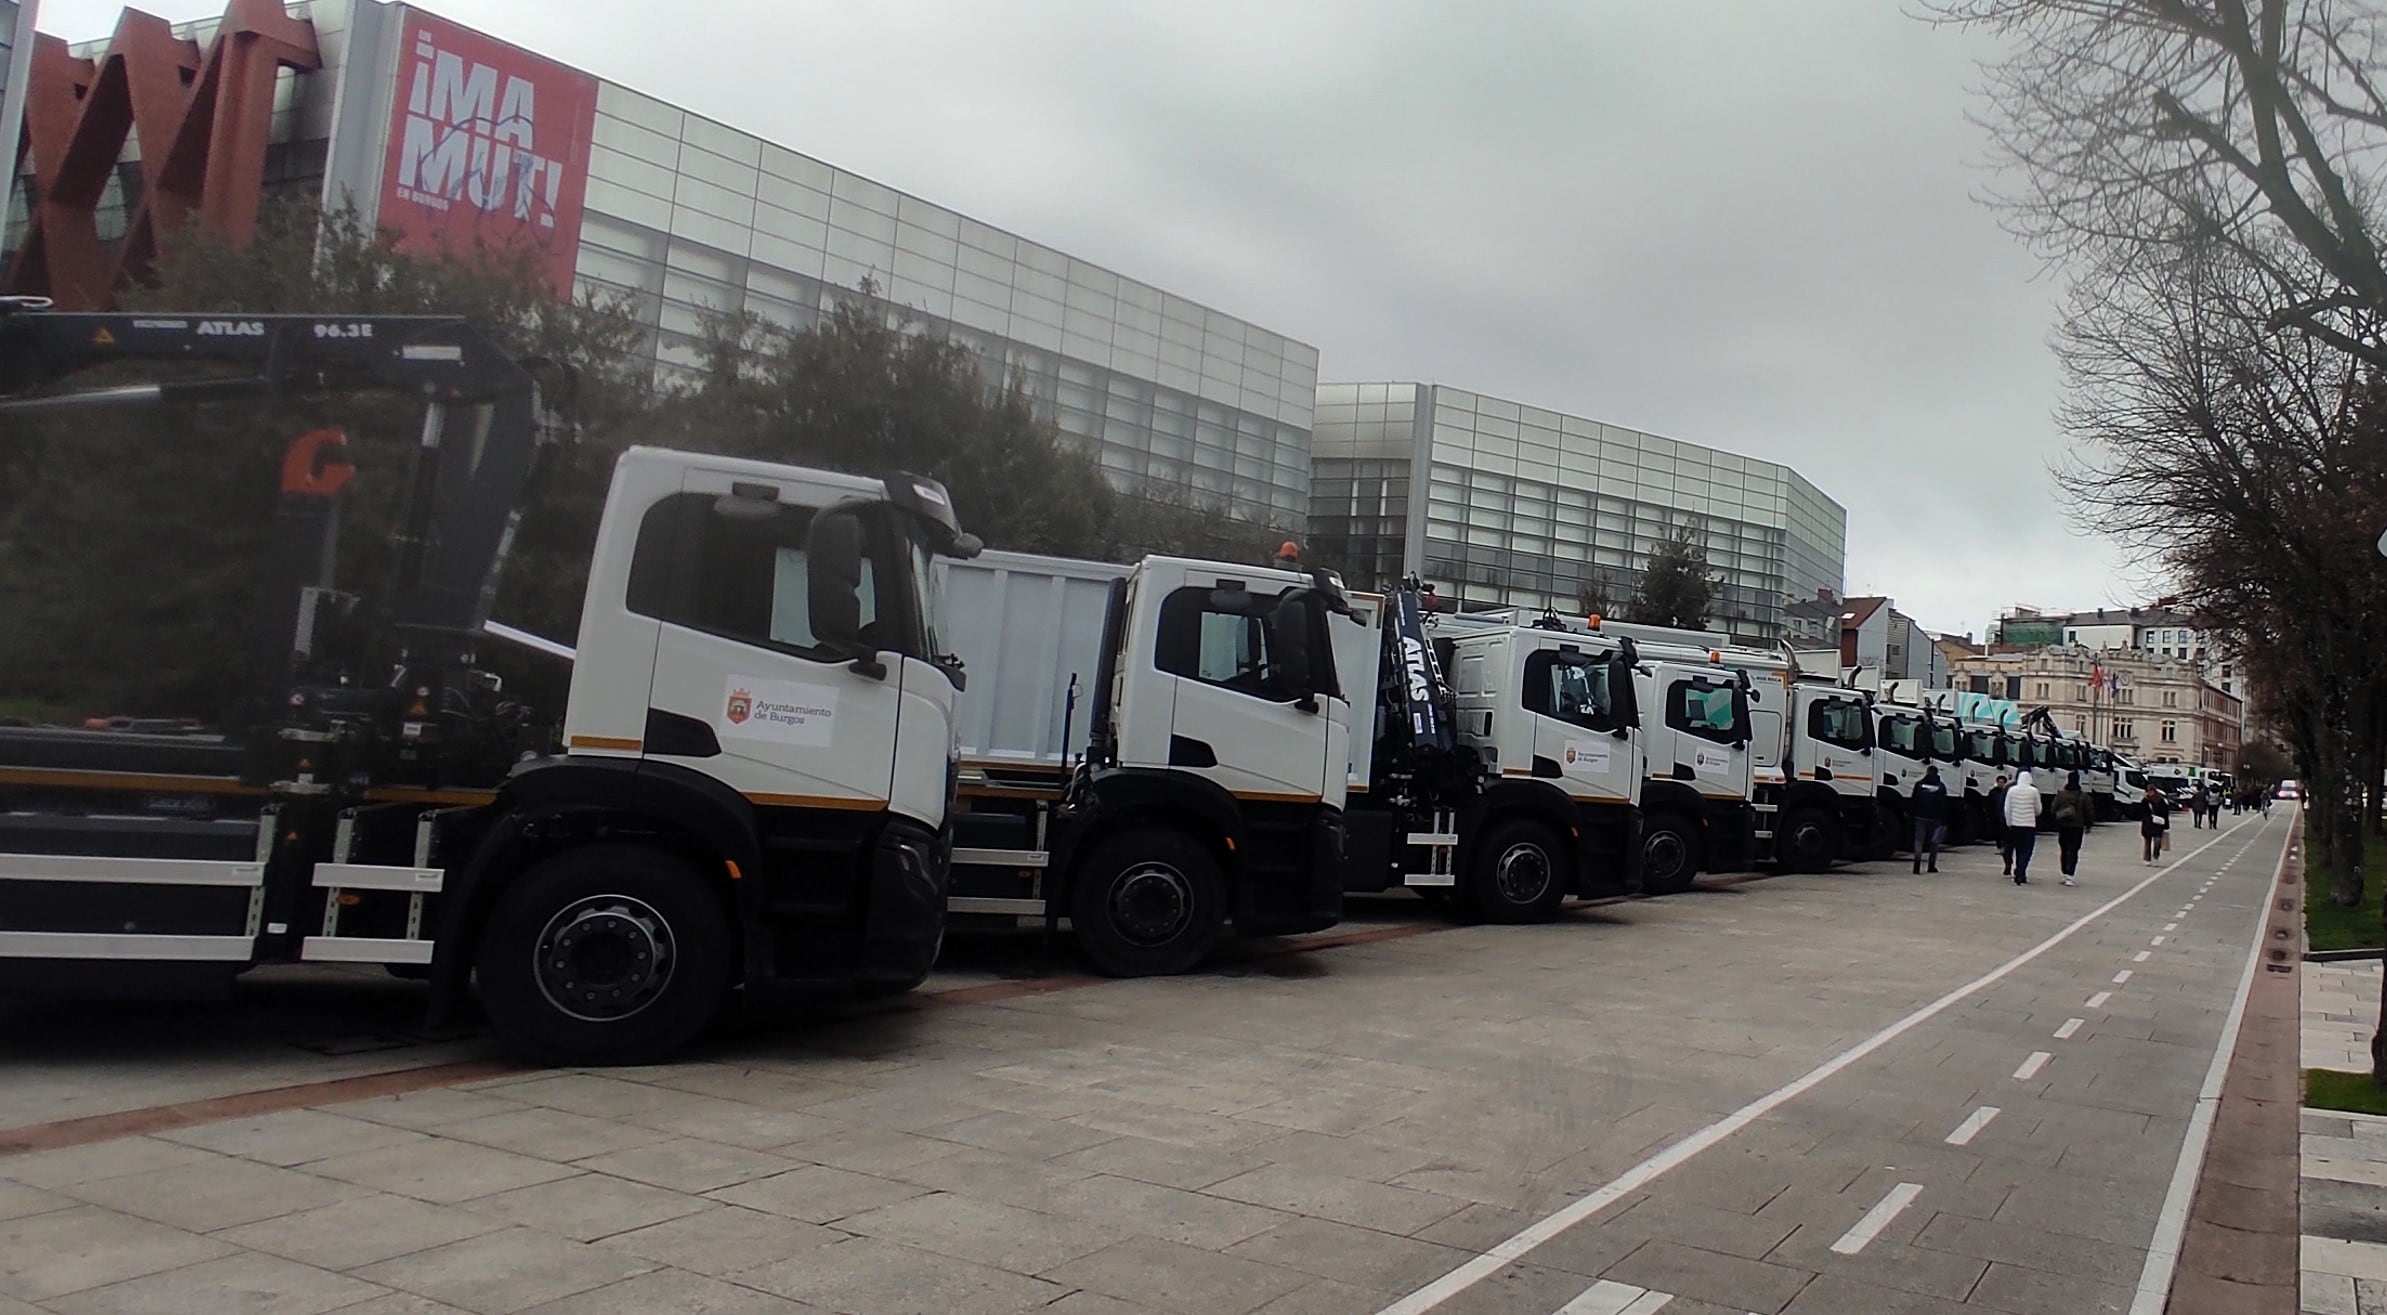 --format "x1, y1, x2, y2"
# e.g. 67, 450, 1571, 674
0, 816, 2294, 1315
